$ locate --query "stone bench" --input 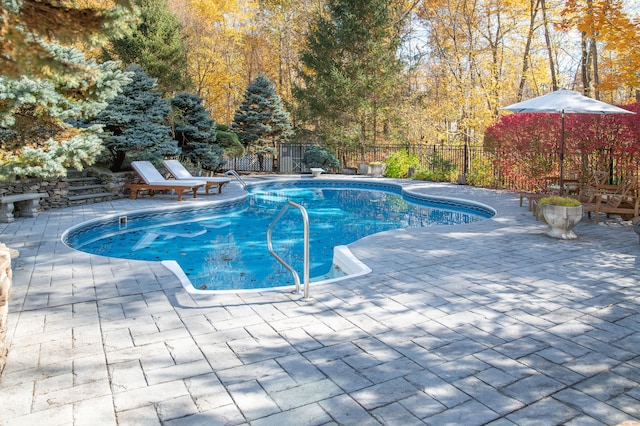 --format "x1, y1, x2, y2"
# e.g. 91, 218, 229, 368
0, 193, 49, 223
